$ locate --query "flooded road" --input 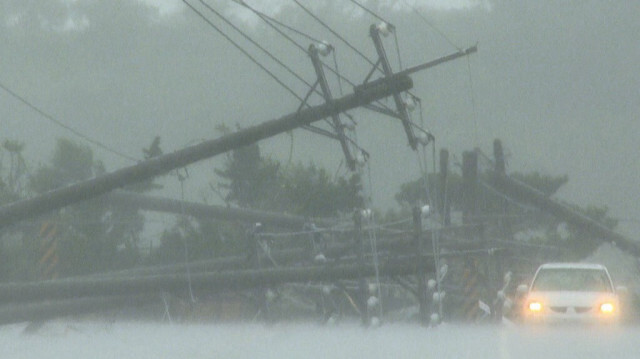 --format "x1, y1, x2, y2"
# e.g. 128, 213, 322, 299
1, 321, 637, 359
